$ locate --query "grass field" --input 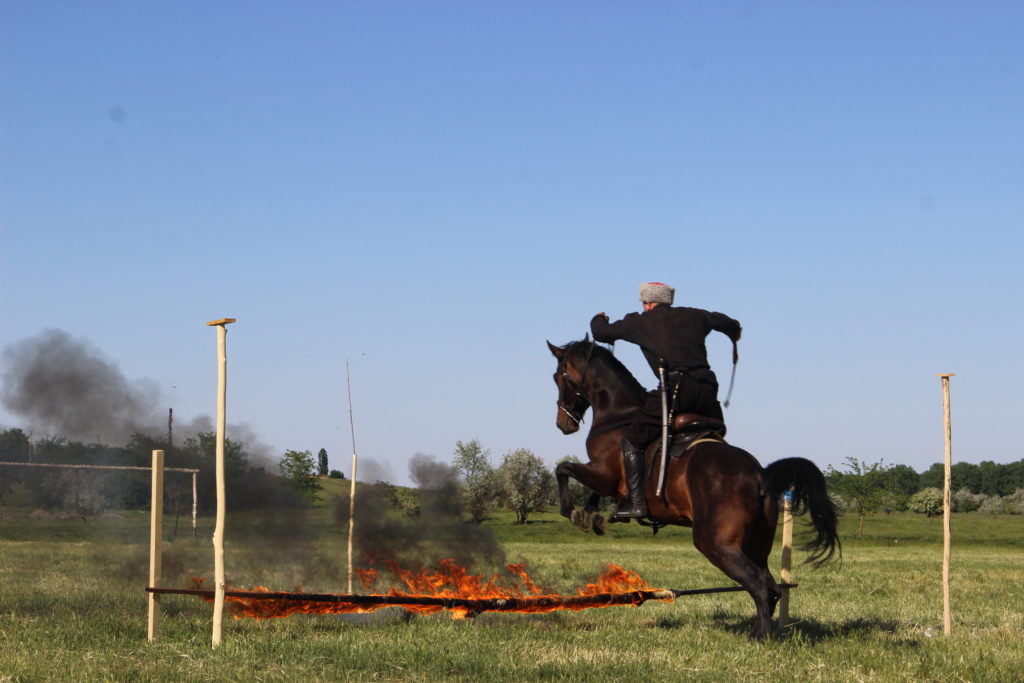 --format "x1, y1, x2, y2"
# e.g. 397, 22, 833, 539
0, 495, 1022, 682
